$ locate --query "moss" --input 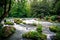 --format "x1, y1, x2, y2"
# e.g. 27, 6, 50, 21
4, 21, 14, 25
1, 26, 16, 38
22, 31, 46, 40
32, 23, 37, 26
14, 18, 22, 24
22, 22, 26, 24
49, 26, 60, 33
36, 24, 42, 33
50, 16, 57, 21
44, 16, 49, 21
